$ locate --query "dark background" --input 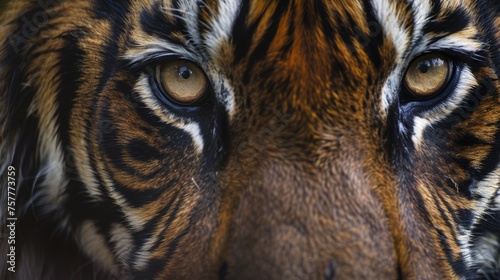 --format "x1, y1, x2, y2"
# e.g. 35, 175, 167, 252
0, 1, 7, 12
